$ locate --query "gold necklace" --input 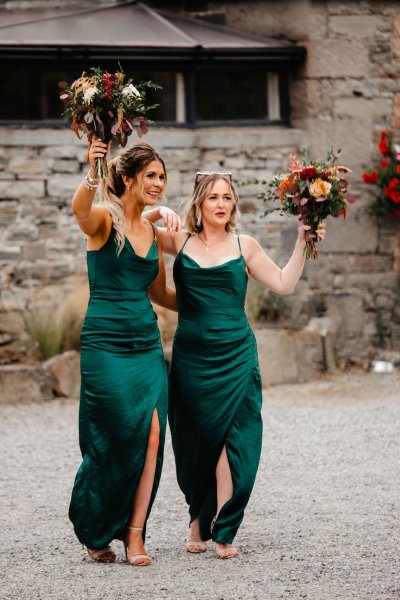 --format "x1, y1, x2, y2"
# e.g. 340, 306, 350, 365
197, 233, 227, 251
